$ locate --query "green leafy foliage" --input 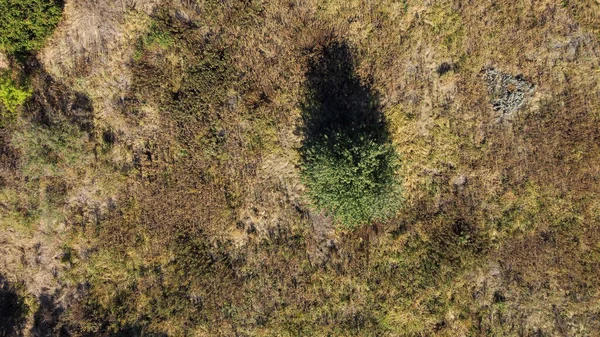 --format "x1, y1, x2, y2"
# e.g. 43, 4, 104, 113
0, 0, 63, 57
144, 21, 173, 48
0, 72, 30, 125
302, 131, 401, 228
133, 20, 173, 60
